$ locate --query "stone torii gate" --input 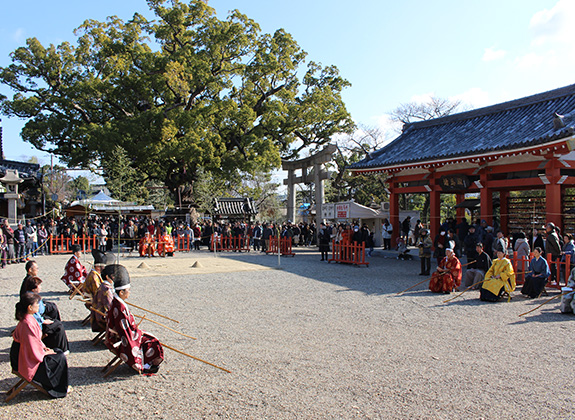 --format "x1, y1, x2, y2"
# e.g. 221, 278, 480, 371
282, 144, 336, 225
